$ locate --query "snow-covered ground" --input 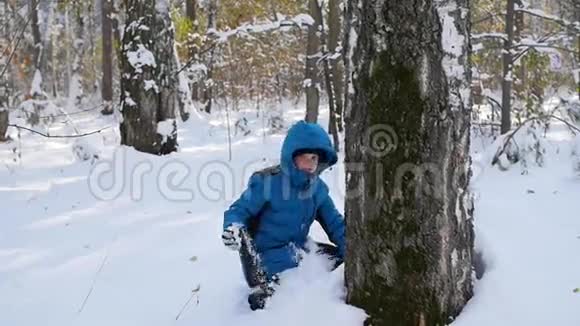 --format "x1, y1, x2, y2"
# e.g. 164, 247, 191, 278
1, 101, 578, 326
